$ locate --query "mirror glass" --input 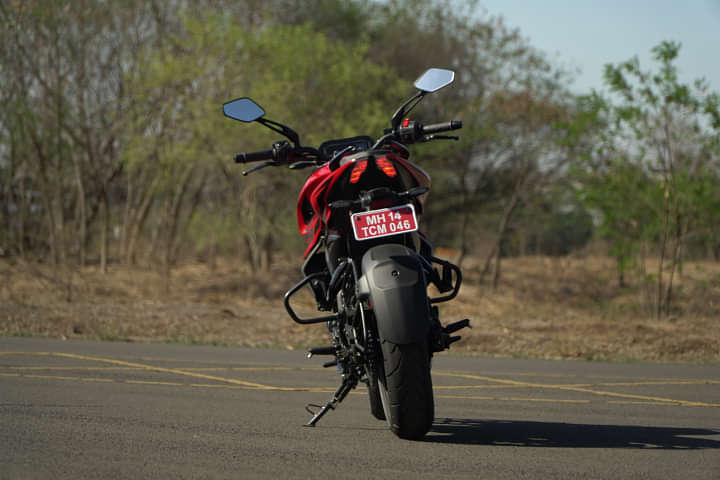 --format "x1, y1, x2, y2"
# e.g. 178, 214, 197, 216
223, 98, 265, 122
414, 68, 455, 93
